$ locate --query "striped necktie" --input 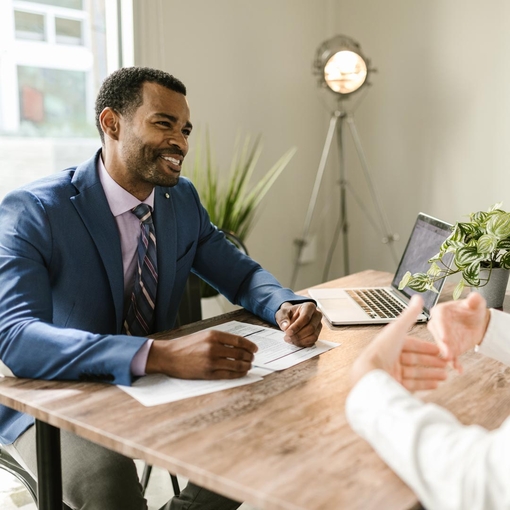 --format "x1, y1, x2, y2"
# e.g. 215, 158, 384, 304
123, 204, 158, 336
